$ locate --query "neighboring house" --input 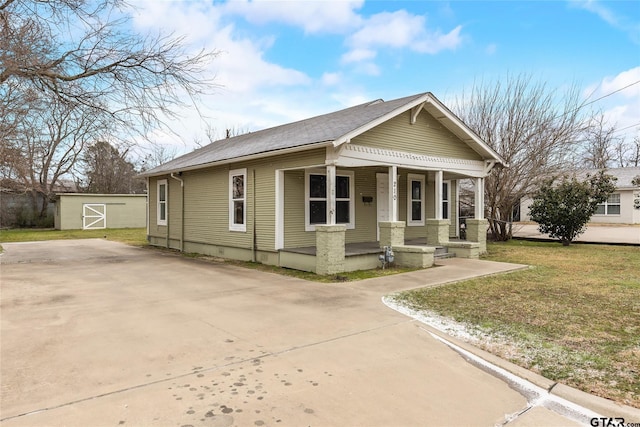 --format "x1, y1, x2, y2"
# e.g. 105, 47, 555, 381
53, 193, 147, 230
141, 92, 506, 274
519, 167, 640, 225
